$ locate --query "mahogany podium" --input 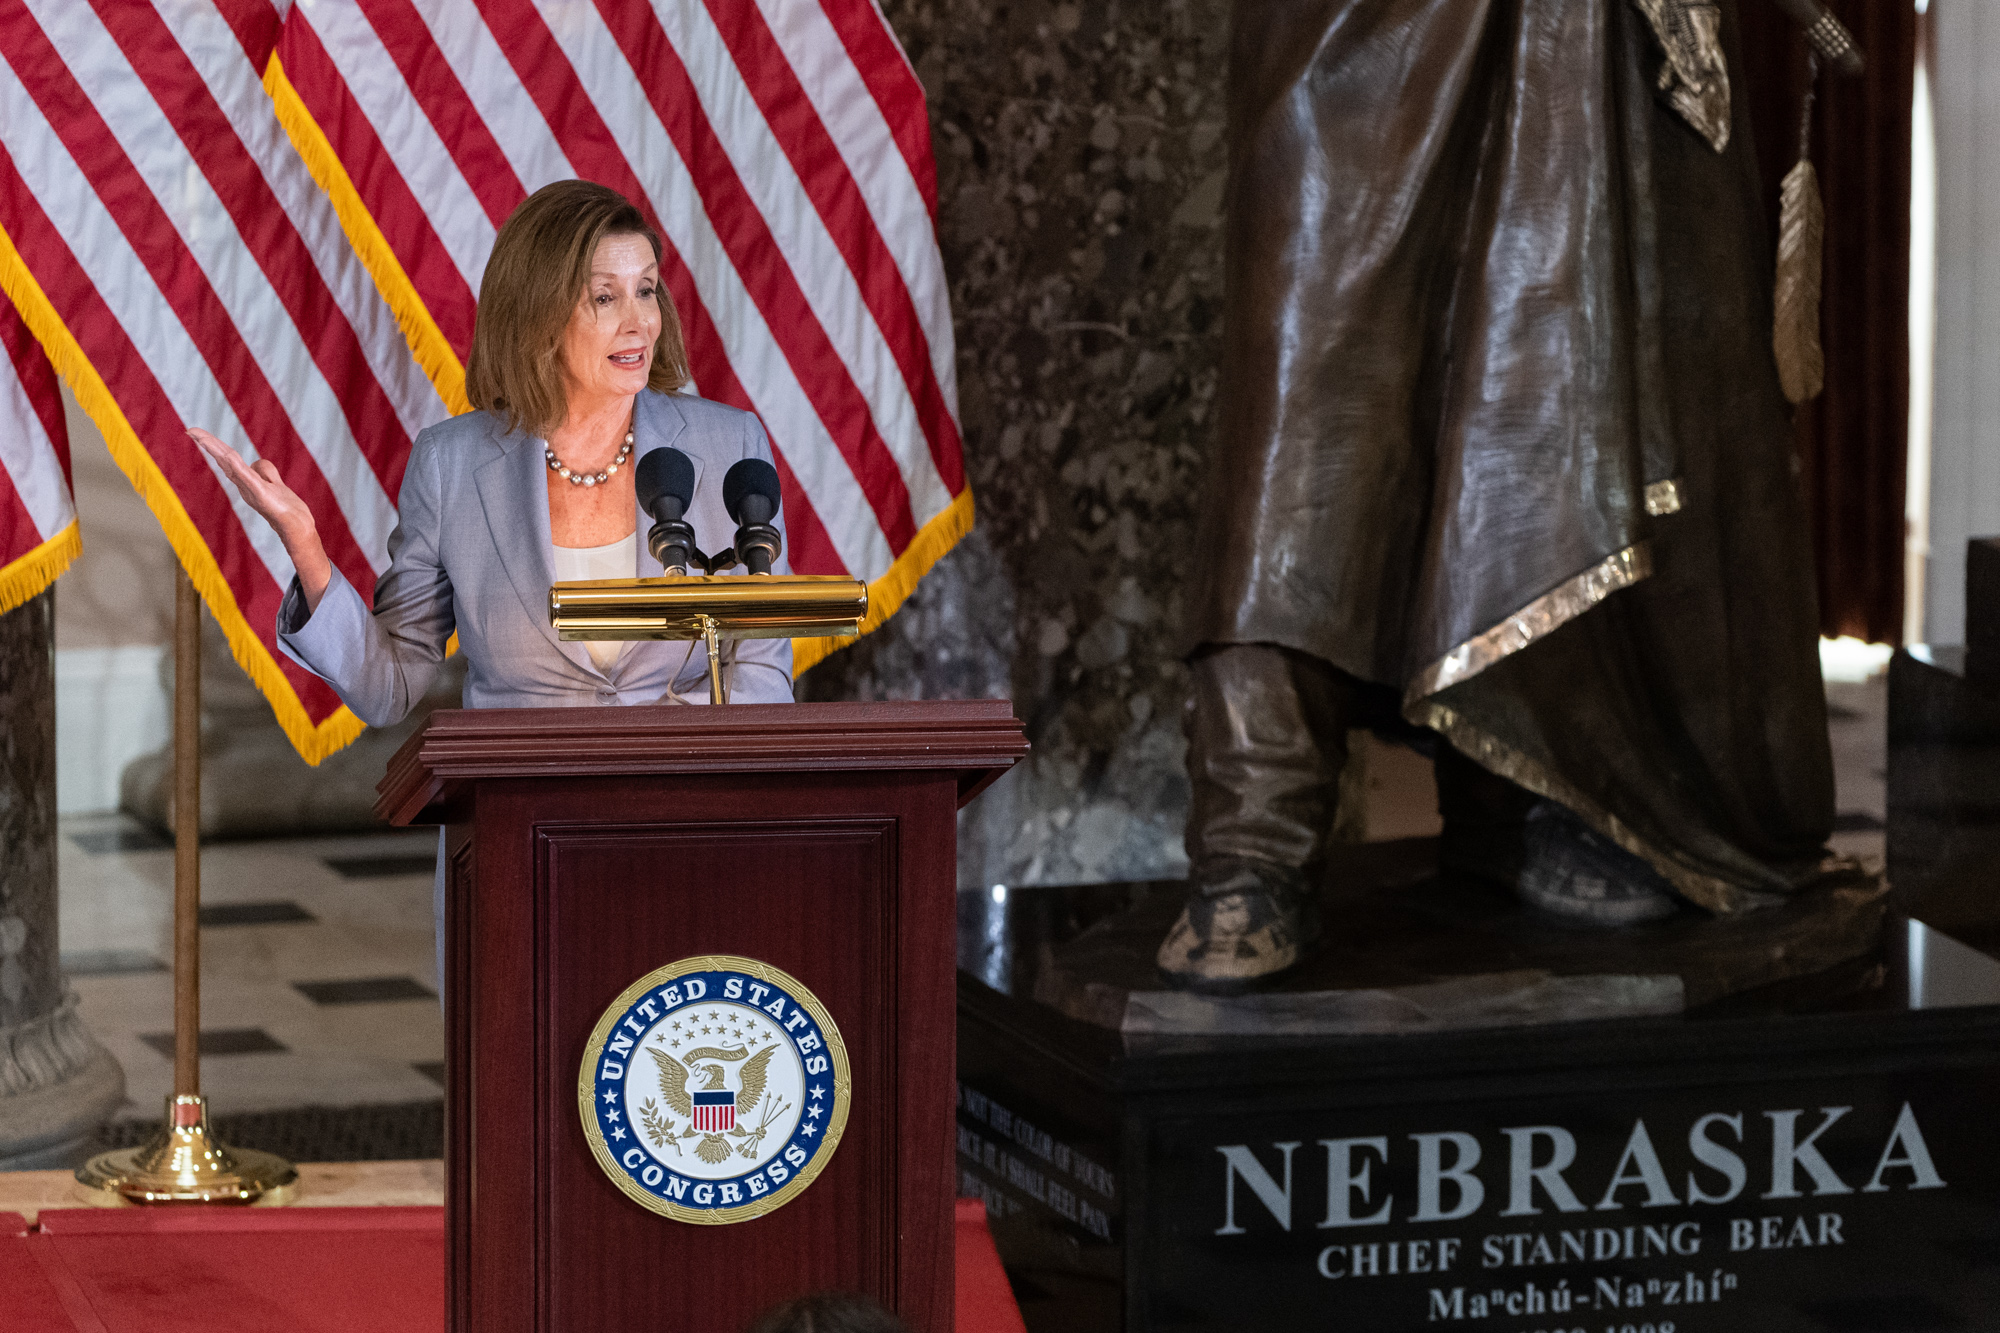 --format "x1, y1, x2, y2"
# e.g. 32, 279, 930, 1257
375, 700, 1026, 1332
